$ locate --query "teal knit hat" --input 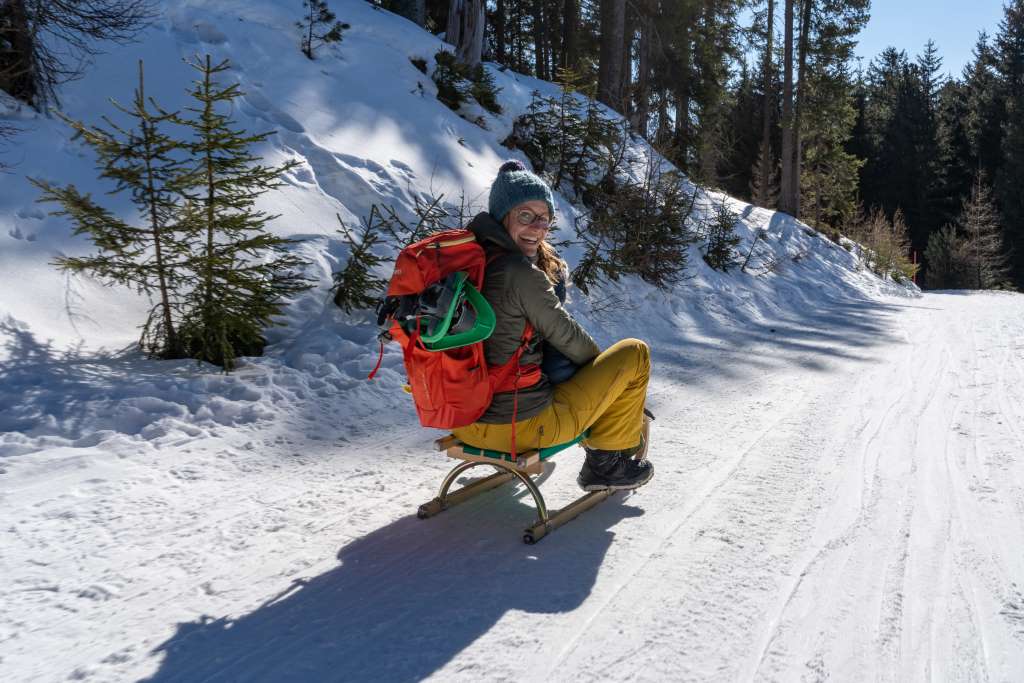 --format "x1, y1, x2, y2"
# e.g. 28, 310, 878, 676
488, 160, 556, 222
